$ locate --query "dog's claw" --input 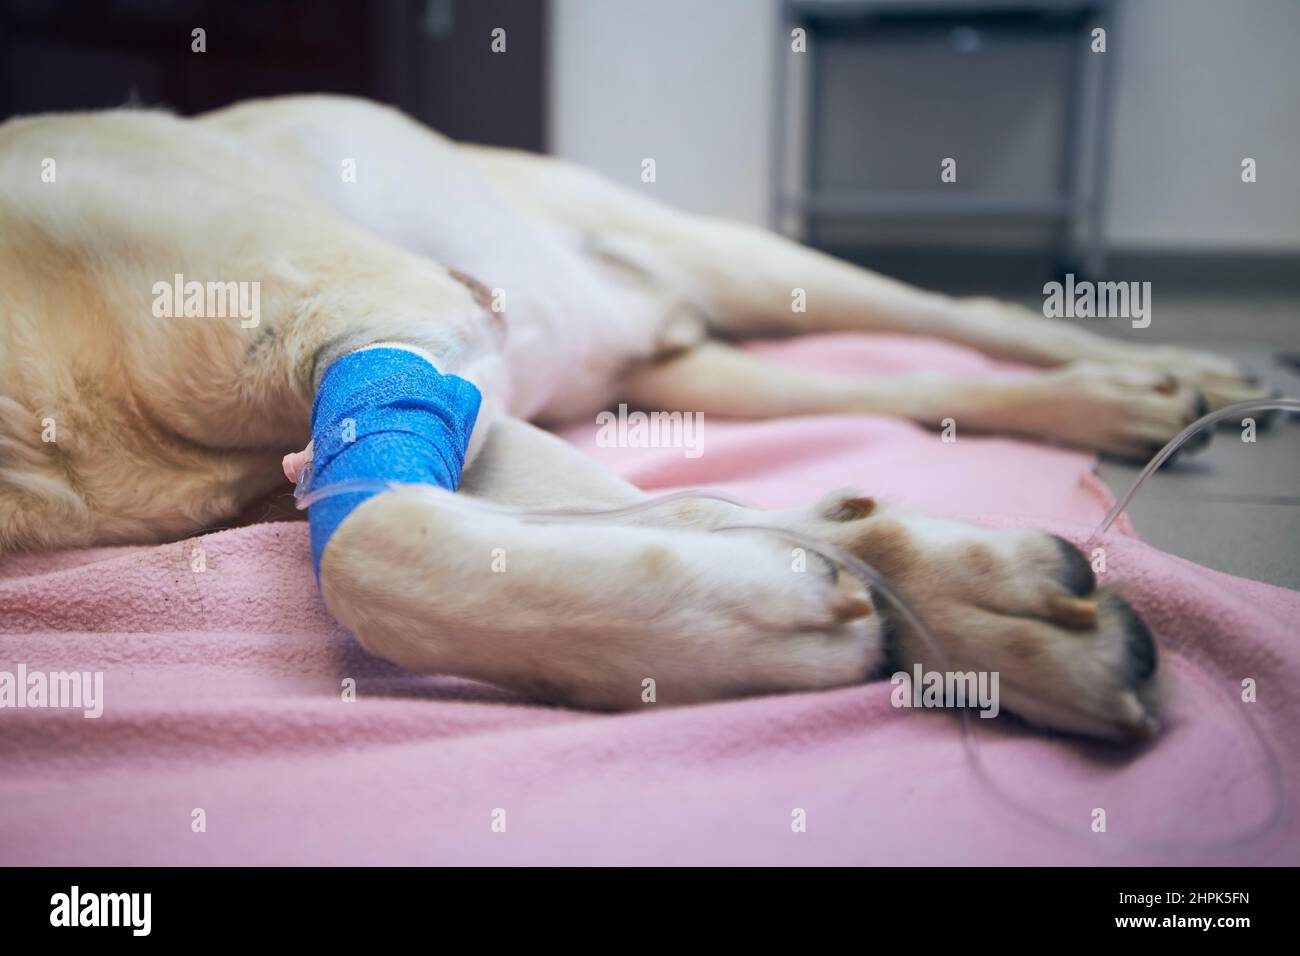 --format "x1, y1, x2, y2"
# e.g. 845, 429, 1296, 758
1046, 595, 1099, 631
1051, 535, 1096, 596
1109, 593, 1157, 681
831, 573, 875, 622
1118, 691, 1160, 738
